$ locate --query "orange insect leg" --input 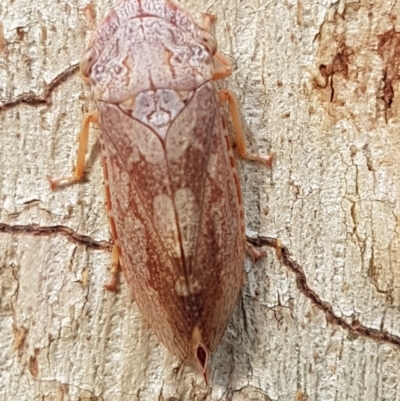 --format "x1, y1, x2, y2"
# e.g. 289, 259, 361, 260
101, 153, 122, 291
78, 2, 98, 73
104, 244, 120, 292
202, 13, 215, 31
79, 2, 96, 30
47, 111, 121, 291
212, 52, 233, 81
47, 111, 98, 189
246, 242, 266, 263
202, 14, 274, 165
218, 90, 275, 167
202, 13, 233, 80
